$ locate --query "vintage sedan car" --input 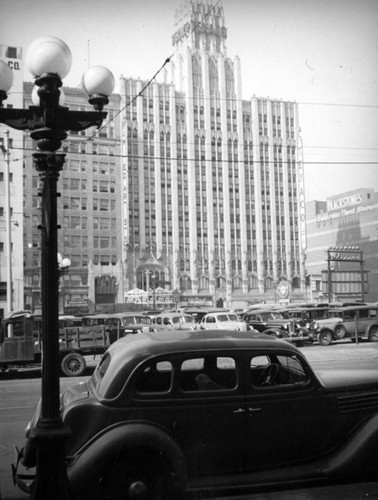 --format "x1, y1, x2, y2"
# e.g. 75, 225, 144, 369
243, 308, 315, 345
317, 305, 378, 346
14, 330, 378, 500
104, 312, 152, 343
151, 312, 197, 331
199, 311, 248, 331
